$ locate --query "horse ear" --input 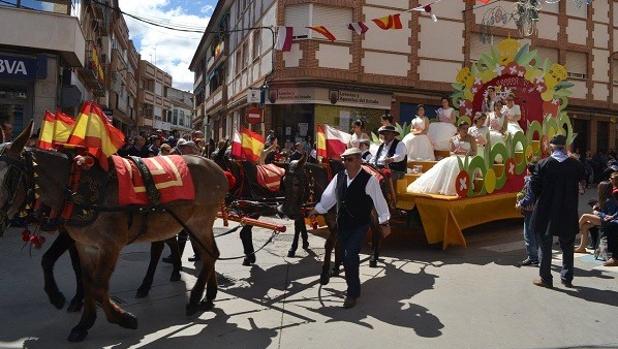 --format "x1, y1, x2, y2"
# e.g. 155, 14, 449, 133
9, 120, 33, 155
